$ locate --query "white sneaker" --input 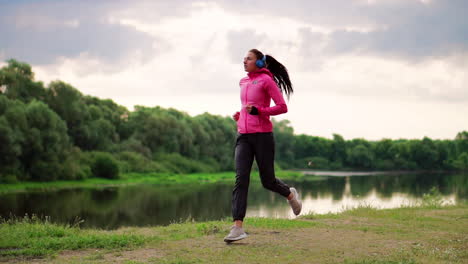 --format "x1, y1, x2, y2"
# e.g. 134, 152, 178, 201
288, 187, 302, 215
224, 226, 248, 243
